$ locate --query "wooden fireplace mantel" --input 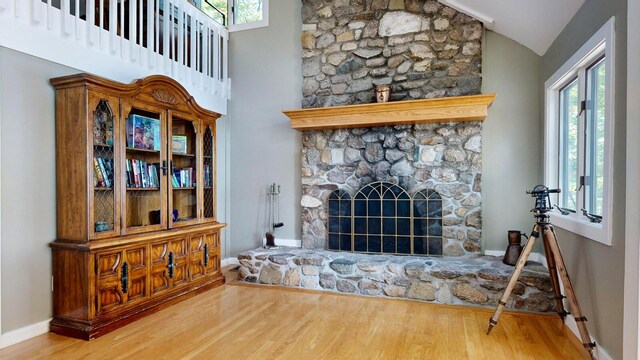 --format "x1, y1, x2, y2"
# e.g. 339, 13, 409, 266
284, 93, 496, 131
